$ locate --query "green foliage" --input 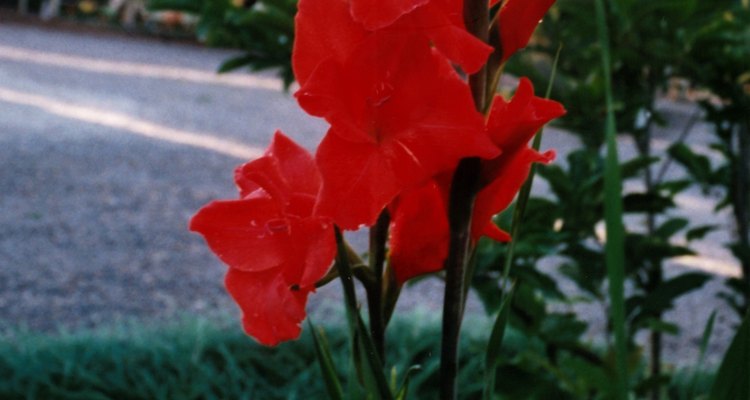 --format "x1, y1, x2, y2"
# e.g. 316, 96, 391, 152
674, 2, 750, 316
148, 0, 296, 87
709, 311, 750, 400
309, 321, 343, 400
0, 314, 722, 399
0, 319, 334, 399
470, 1, 742, 397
